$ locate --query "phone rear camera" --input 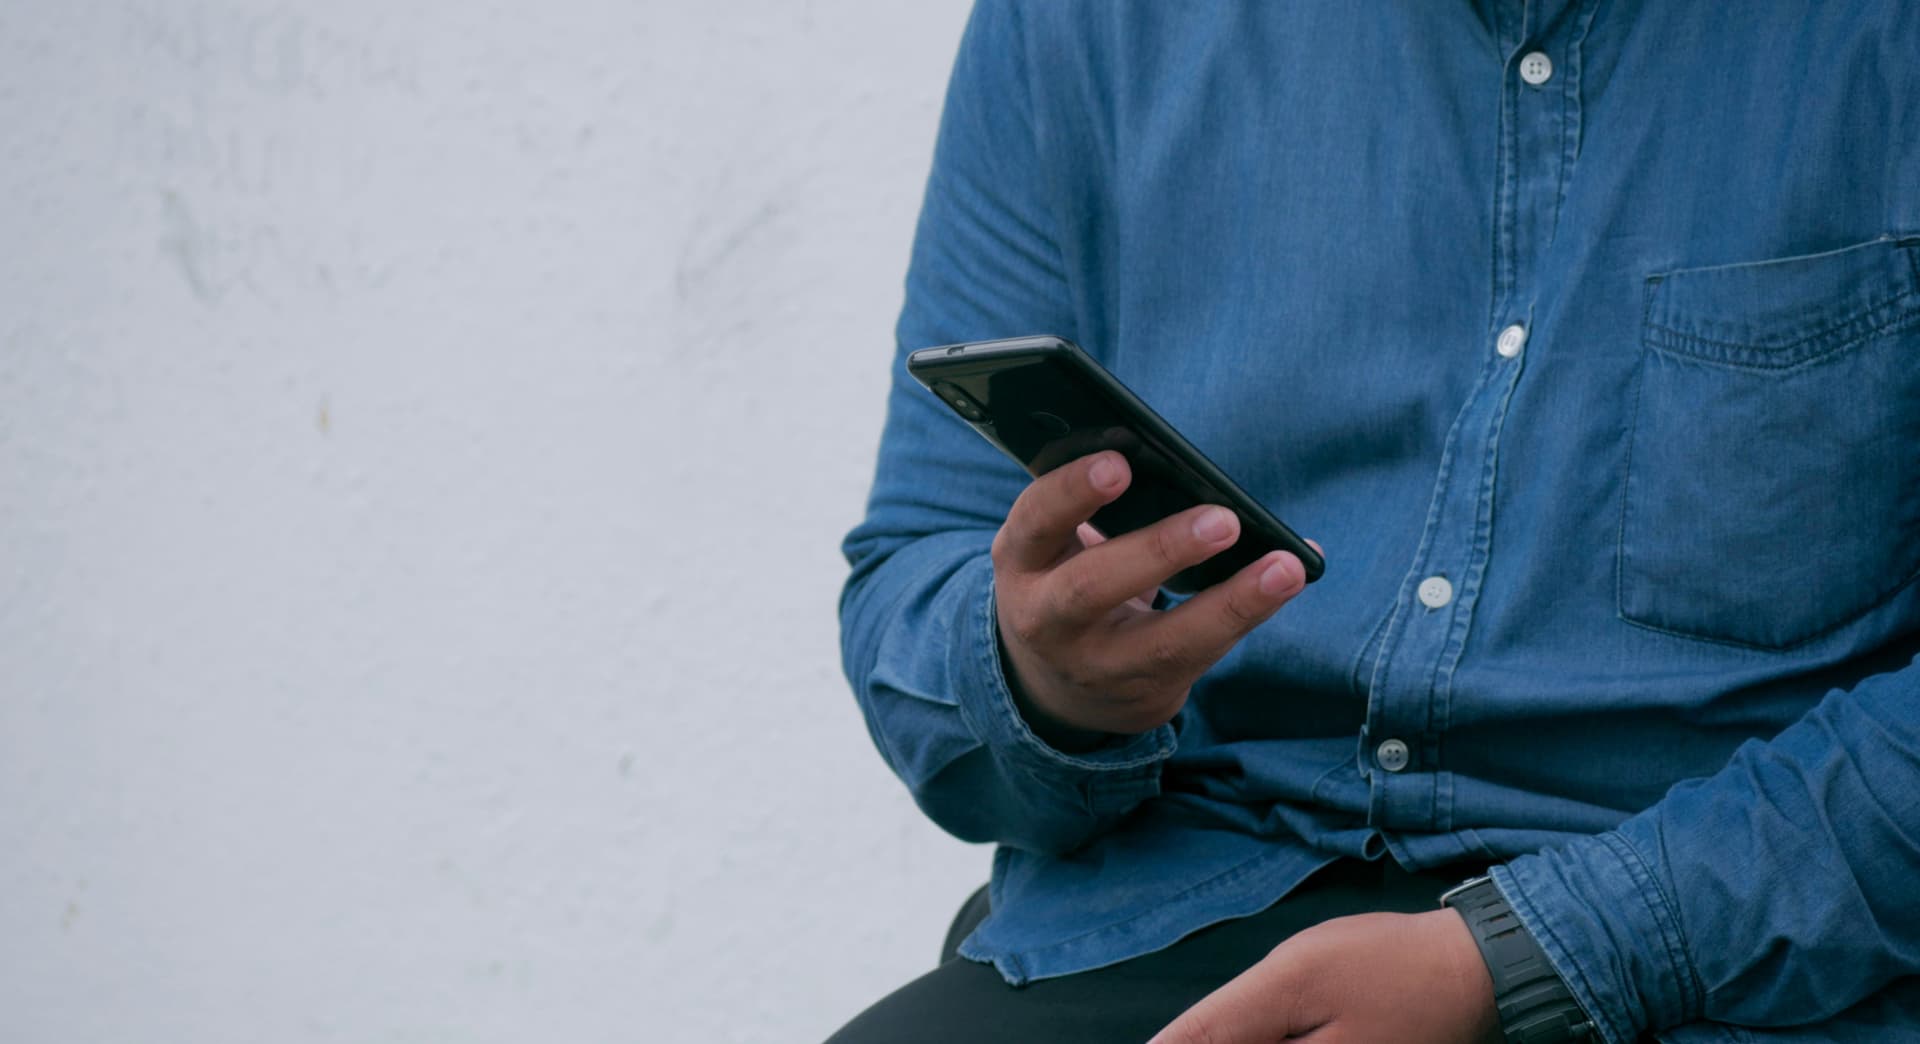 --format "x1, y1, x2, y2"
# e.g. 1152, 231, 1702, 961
934, 382, 988, 423
1028, 411, 1071, 437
